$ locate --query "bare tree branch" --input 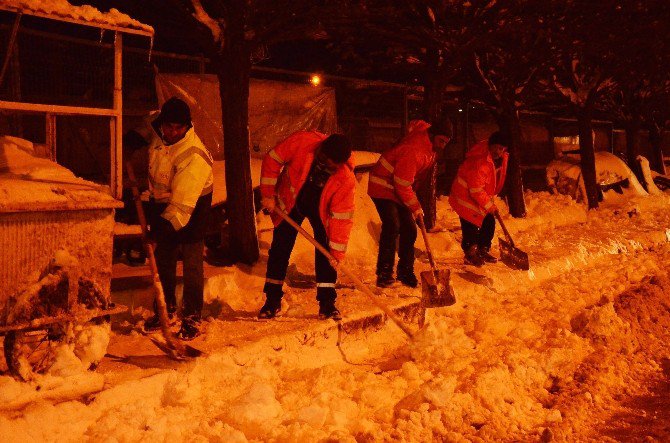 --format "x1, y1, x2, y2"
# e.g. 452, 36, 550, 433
190, 0, 224, 45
